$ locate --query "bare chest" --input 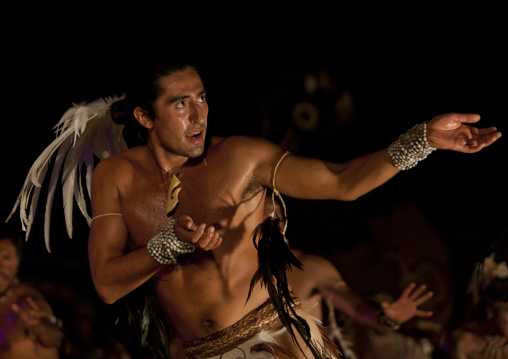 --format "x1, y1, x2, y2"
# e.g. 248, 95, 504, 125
121, 157, 263, 247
